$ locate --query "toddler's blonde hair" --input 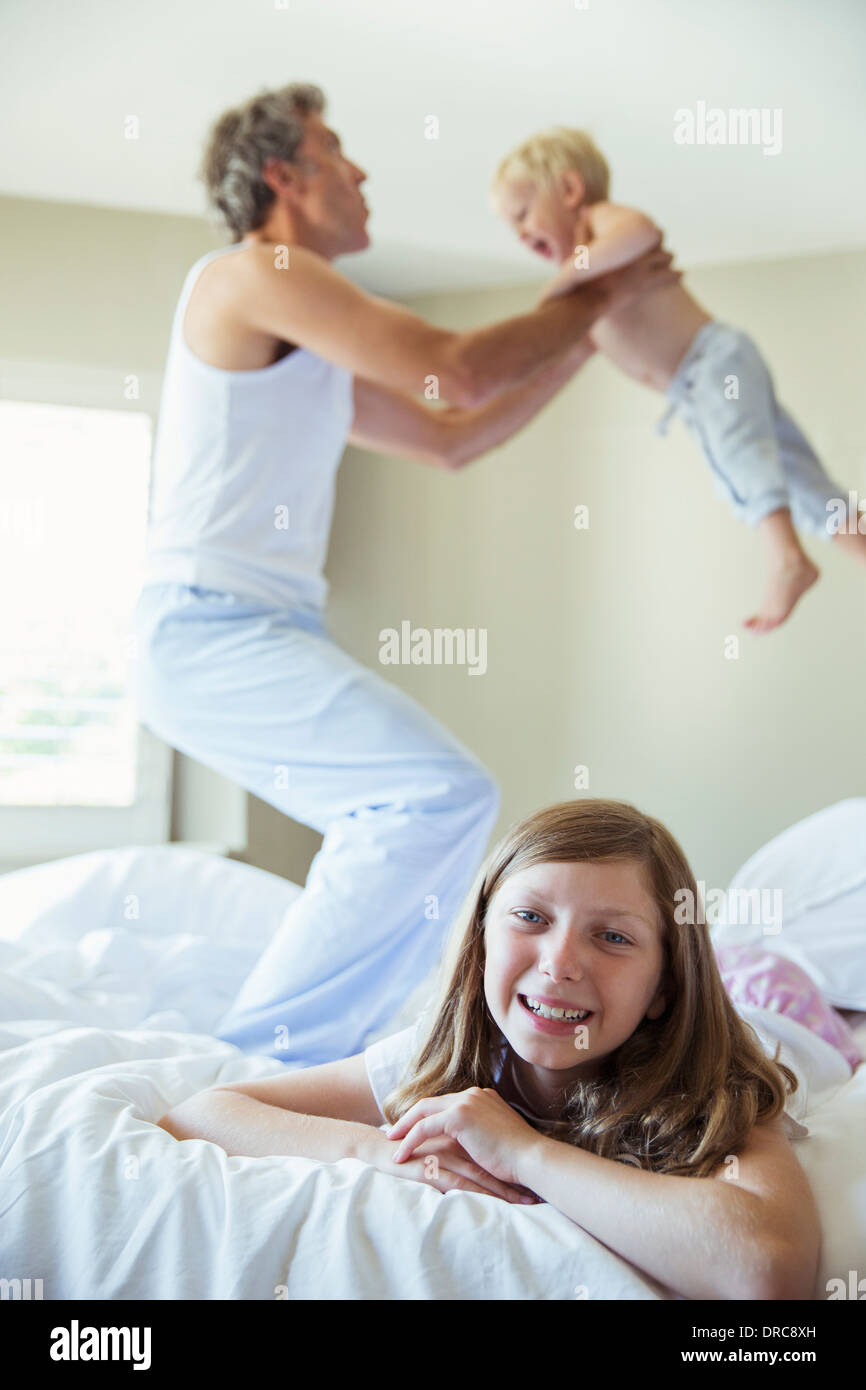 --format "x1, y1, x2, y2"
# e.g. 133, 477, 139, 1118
492, 126, 610, 204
